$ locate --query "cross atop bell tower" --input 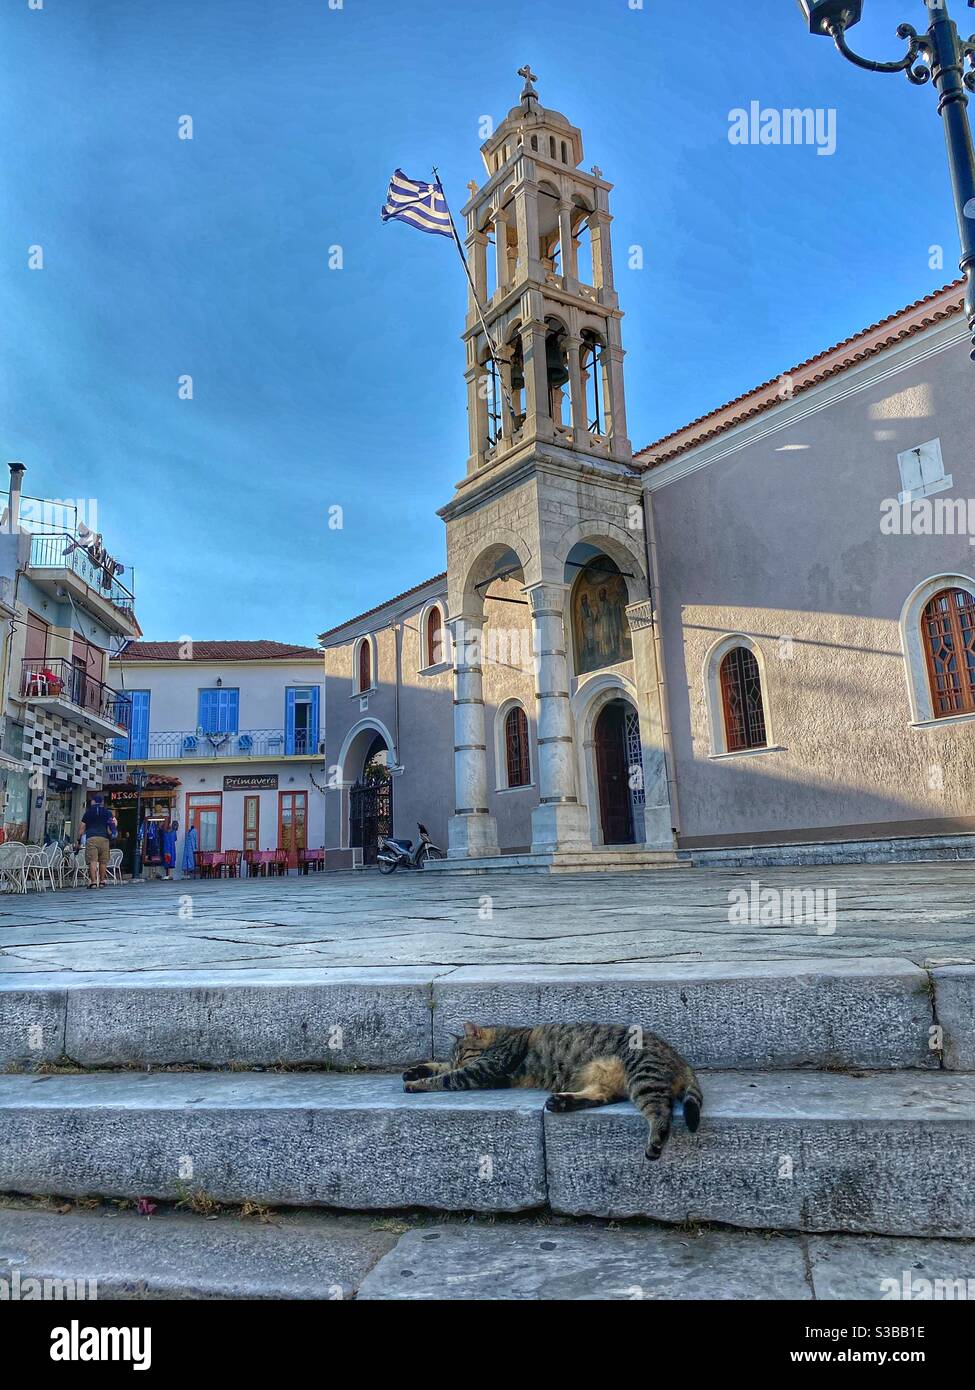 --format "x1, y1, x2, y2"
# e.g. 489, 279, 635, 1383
457, 67, 631, 476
